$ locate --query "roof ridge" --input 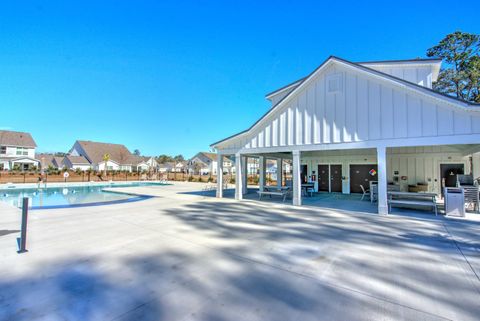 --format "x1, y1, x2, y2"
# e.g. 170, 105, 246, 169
212, 55, 479, 147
